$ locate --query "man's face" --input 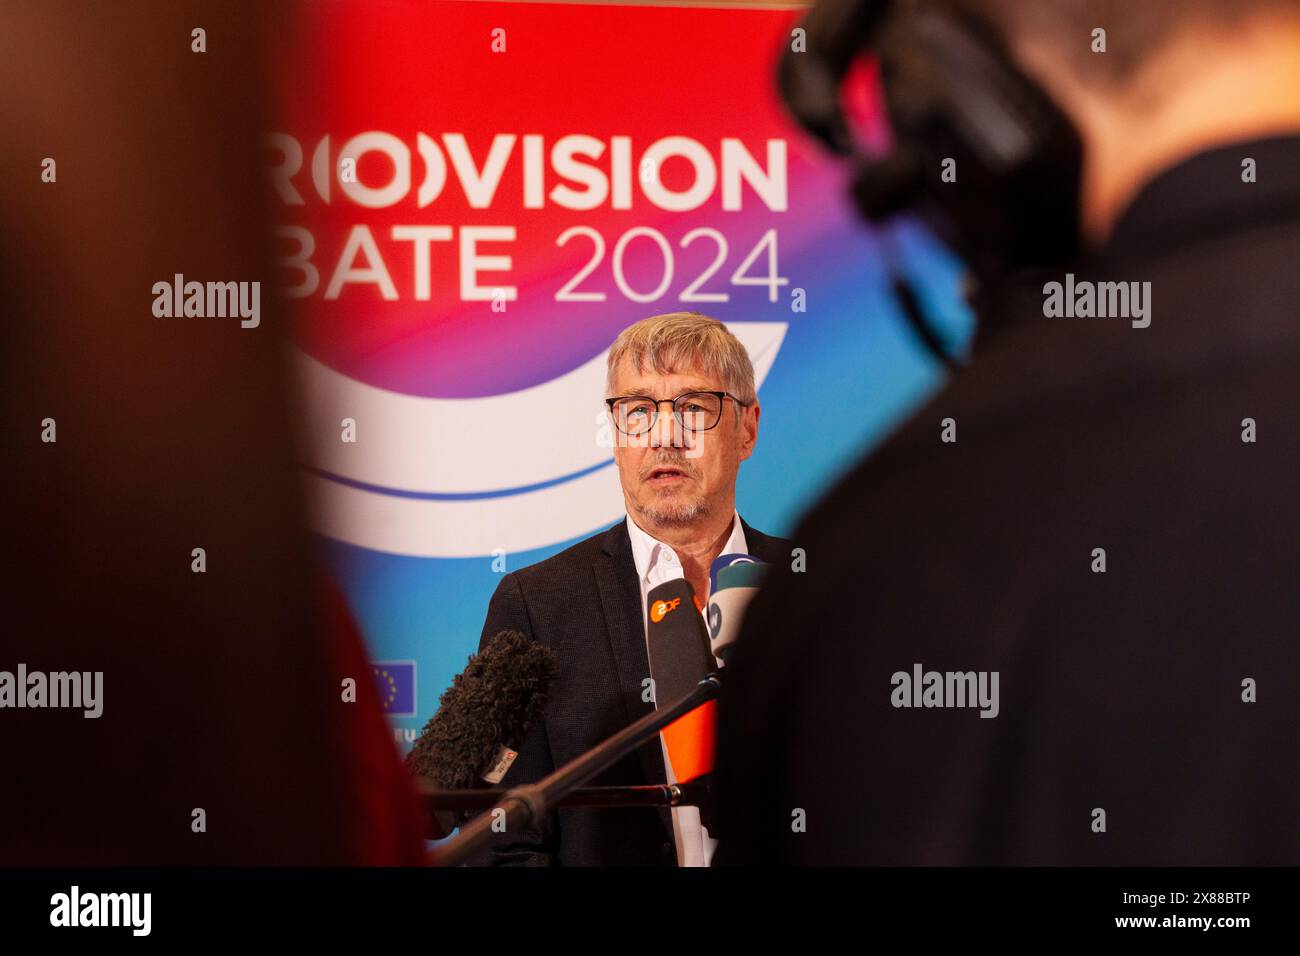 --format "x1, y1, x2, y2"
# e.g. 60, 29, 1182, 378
608, 356, 759, 530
